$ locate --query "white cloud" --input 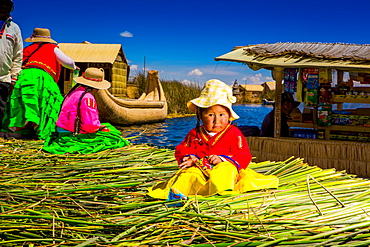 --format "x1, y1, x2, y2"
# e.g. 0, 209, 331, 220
130, 65, 138, 70
120, 31, 133, 38
265, 76, 273, 81
240, 73, 265, 85
188, 69, 203, 76
250, 74, 263, 84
